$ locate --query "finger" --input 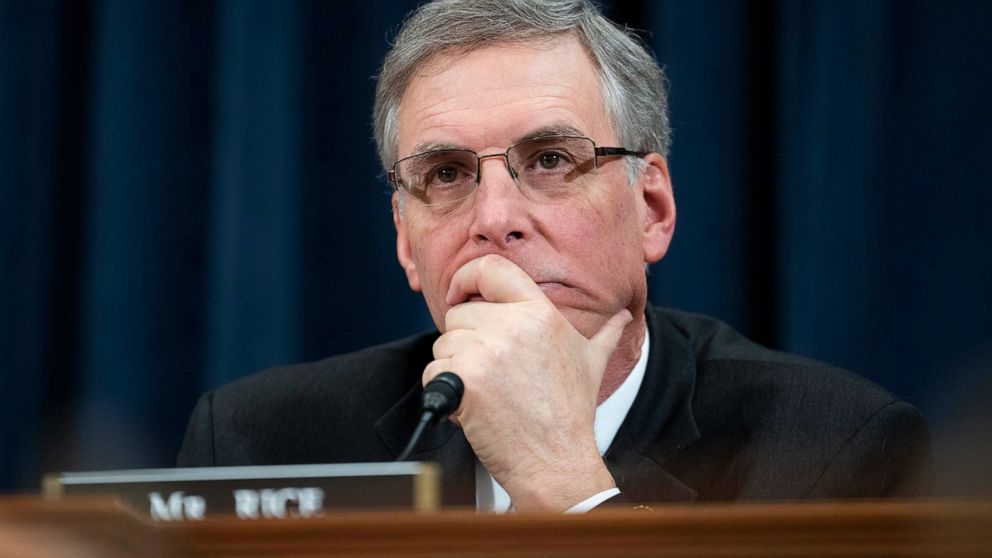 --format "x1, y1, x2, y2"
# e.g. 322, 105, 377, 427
445, 254, 547, 306
432, 329, 476, 359
588, 308, 634, 360
441, 301, 488, 333
422, 358, 454, 387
